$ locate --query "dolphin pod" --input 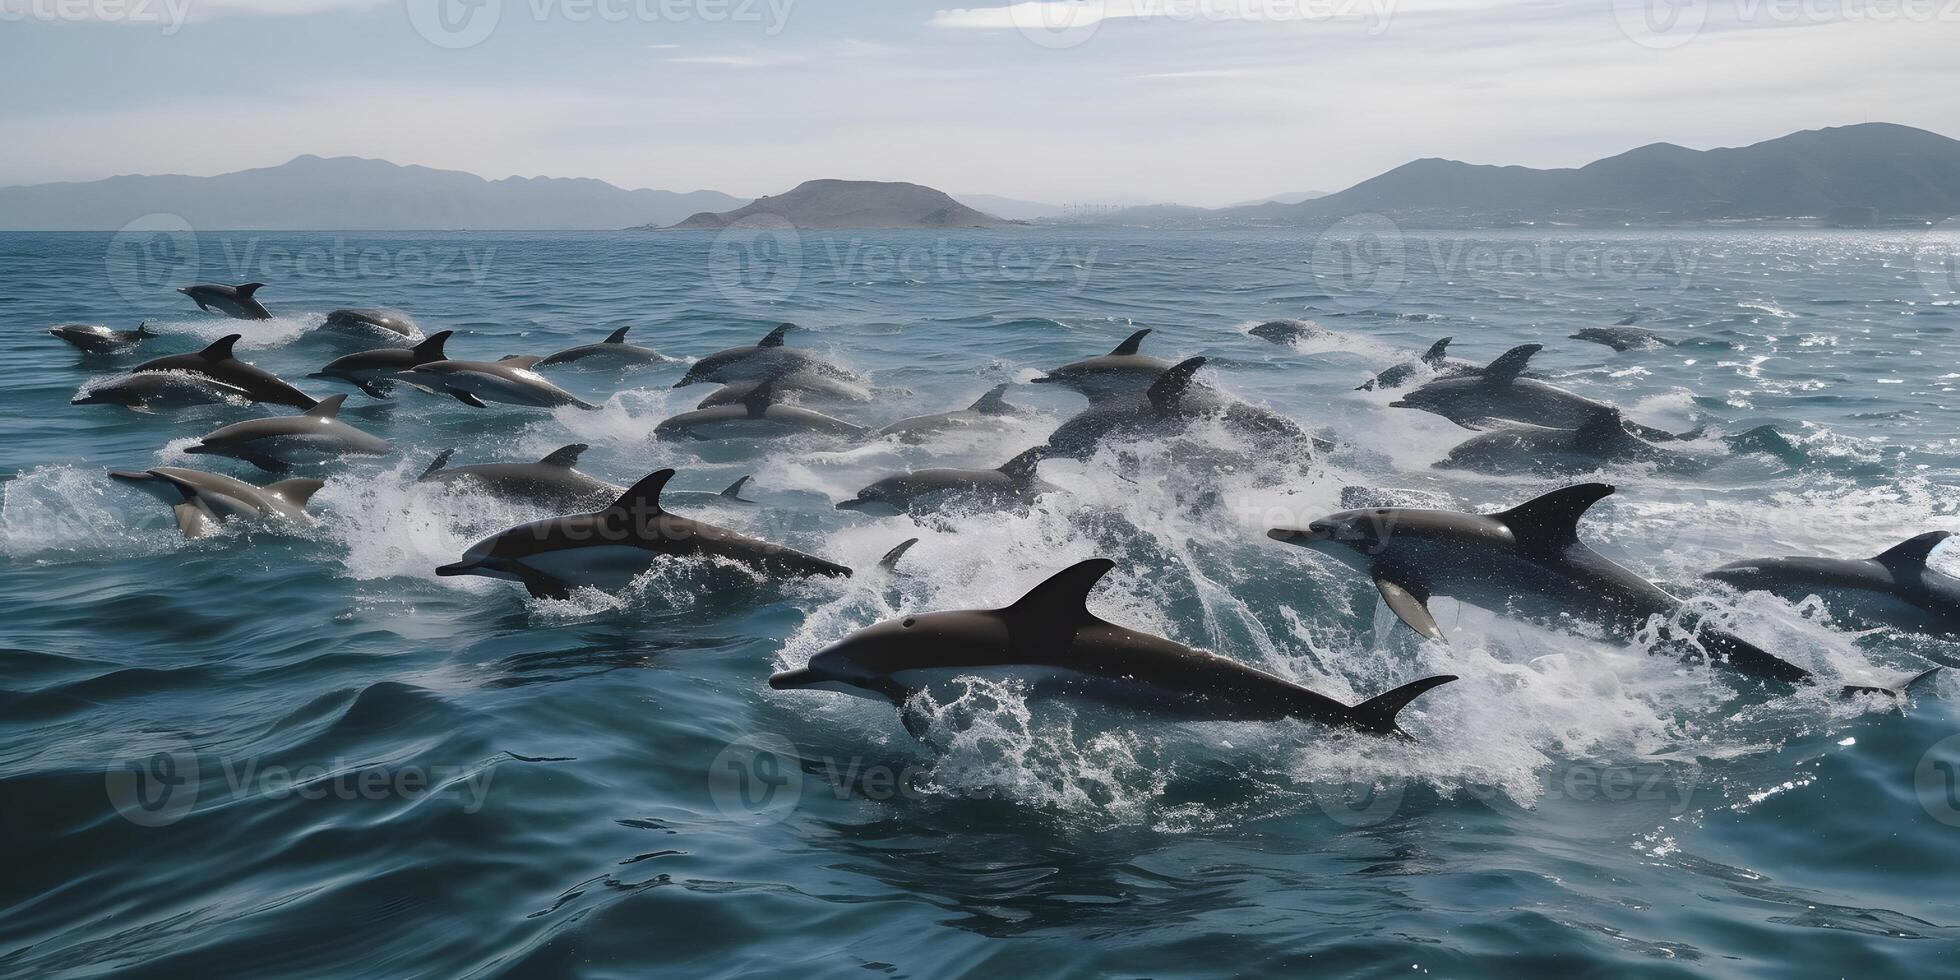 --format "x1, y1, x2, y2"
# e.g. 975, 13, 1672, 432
50, 298, 1945, 745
